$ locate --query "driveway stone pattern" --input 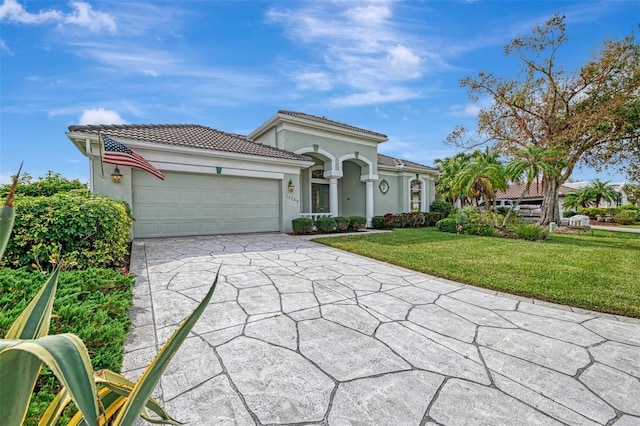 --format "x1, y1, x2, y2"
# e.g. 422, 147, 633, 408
124, 233, 640, 425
